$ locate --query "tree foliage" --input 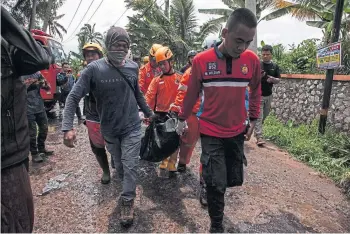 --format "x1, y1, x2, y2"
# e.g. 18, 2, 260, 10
2, 0, 67, 39
125, 0, 214, 68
